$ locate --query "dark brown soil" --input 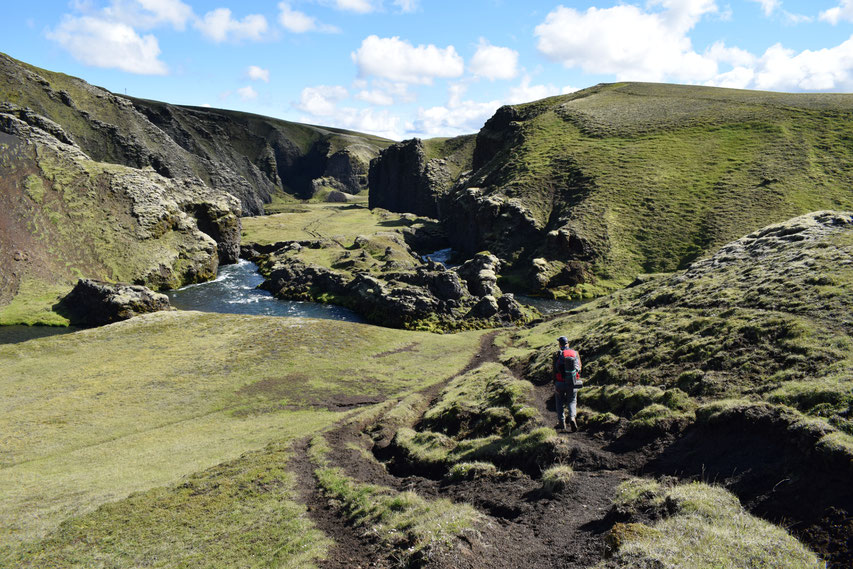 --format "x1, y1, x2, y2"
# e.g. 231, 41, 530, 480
290, 331, 850, 568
